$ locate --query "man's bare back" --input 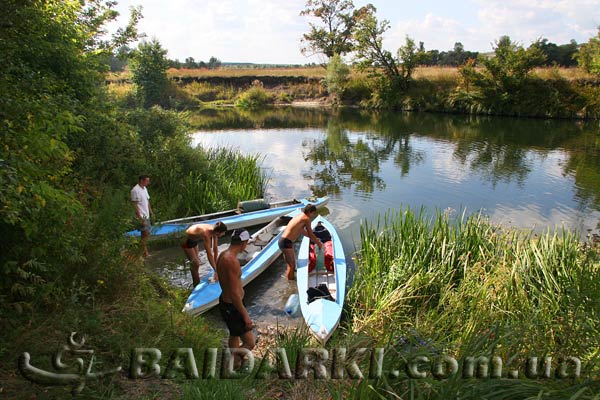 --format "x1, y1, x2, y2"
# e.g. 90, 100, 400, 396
217, 249, 244, 303
185, 223, 212, 240
182, 221, 227, 286
281, 212, 312, 242
278, 204, 322, 280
